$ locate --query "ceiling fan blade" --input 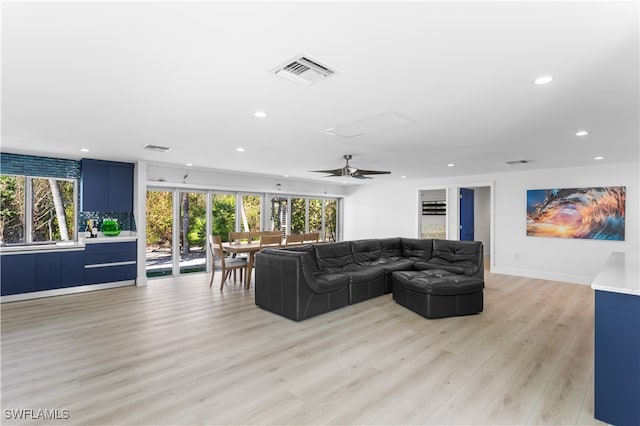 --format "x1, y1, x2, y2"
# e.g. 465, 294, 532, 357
353, 169, 391, 176
312, 156, 391, 179
311, 169, 343, 176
